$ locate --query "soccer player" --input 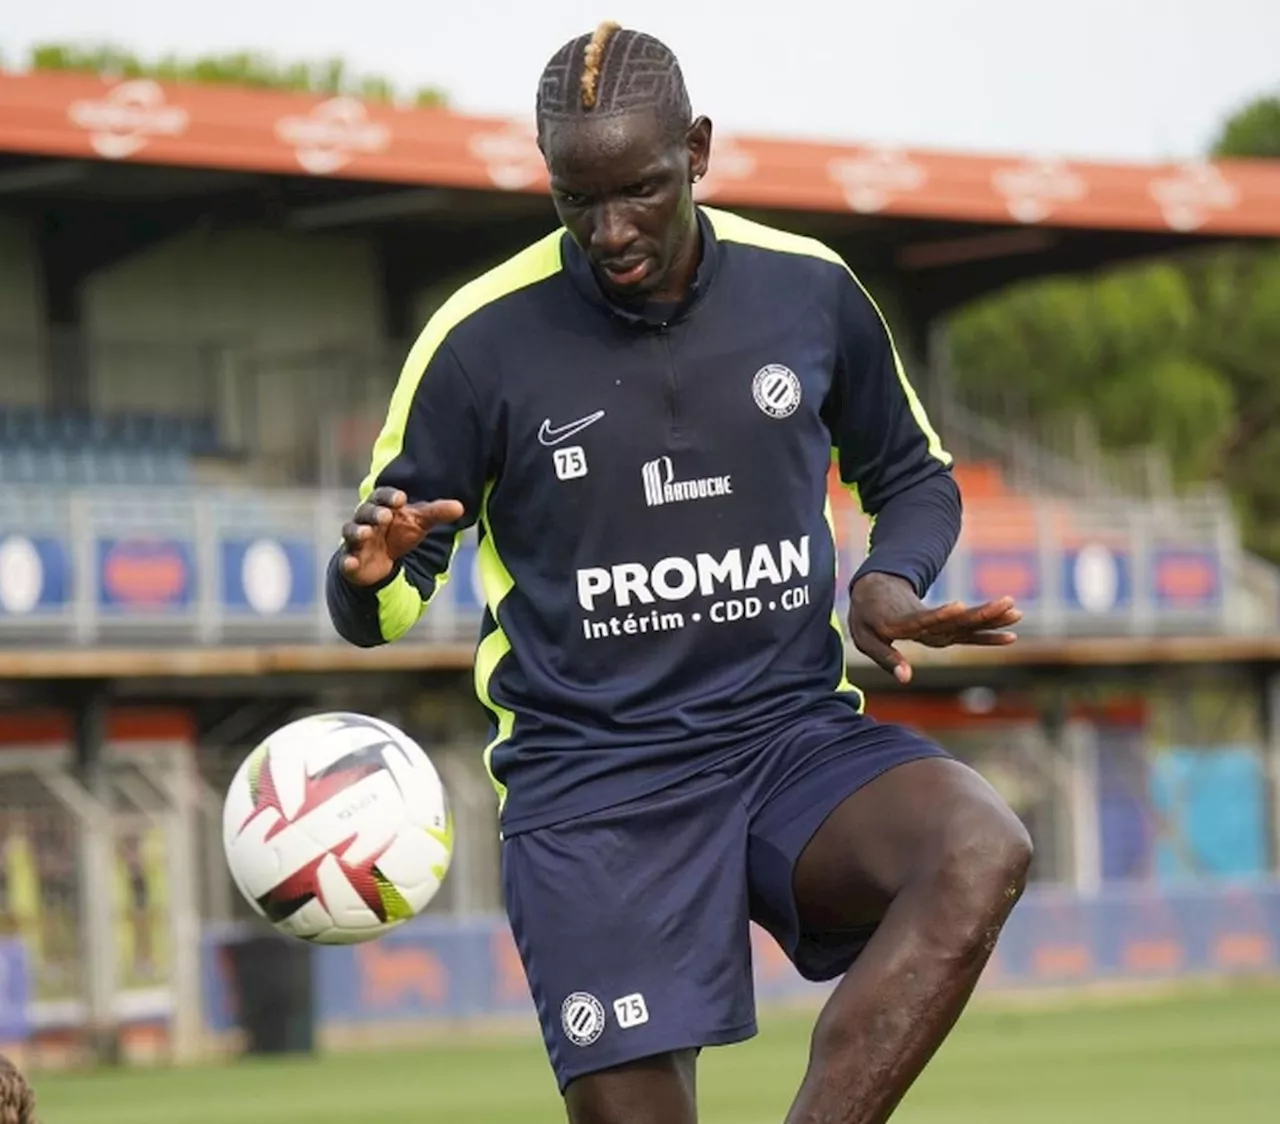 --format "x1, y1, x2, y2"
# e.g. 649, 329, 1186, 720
328, 22, 1031, 1124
